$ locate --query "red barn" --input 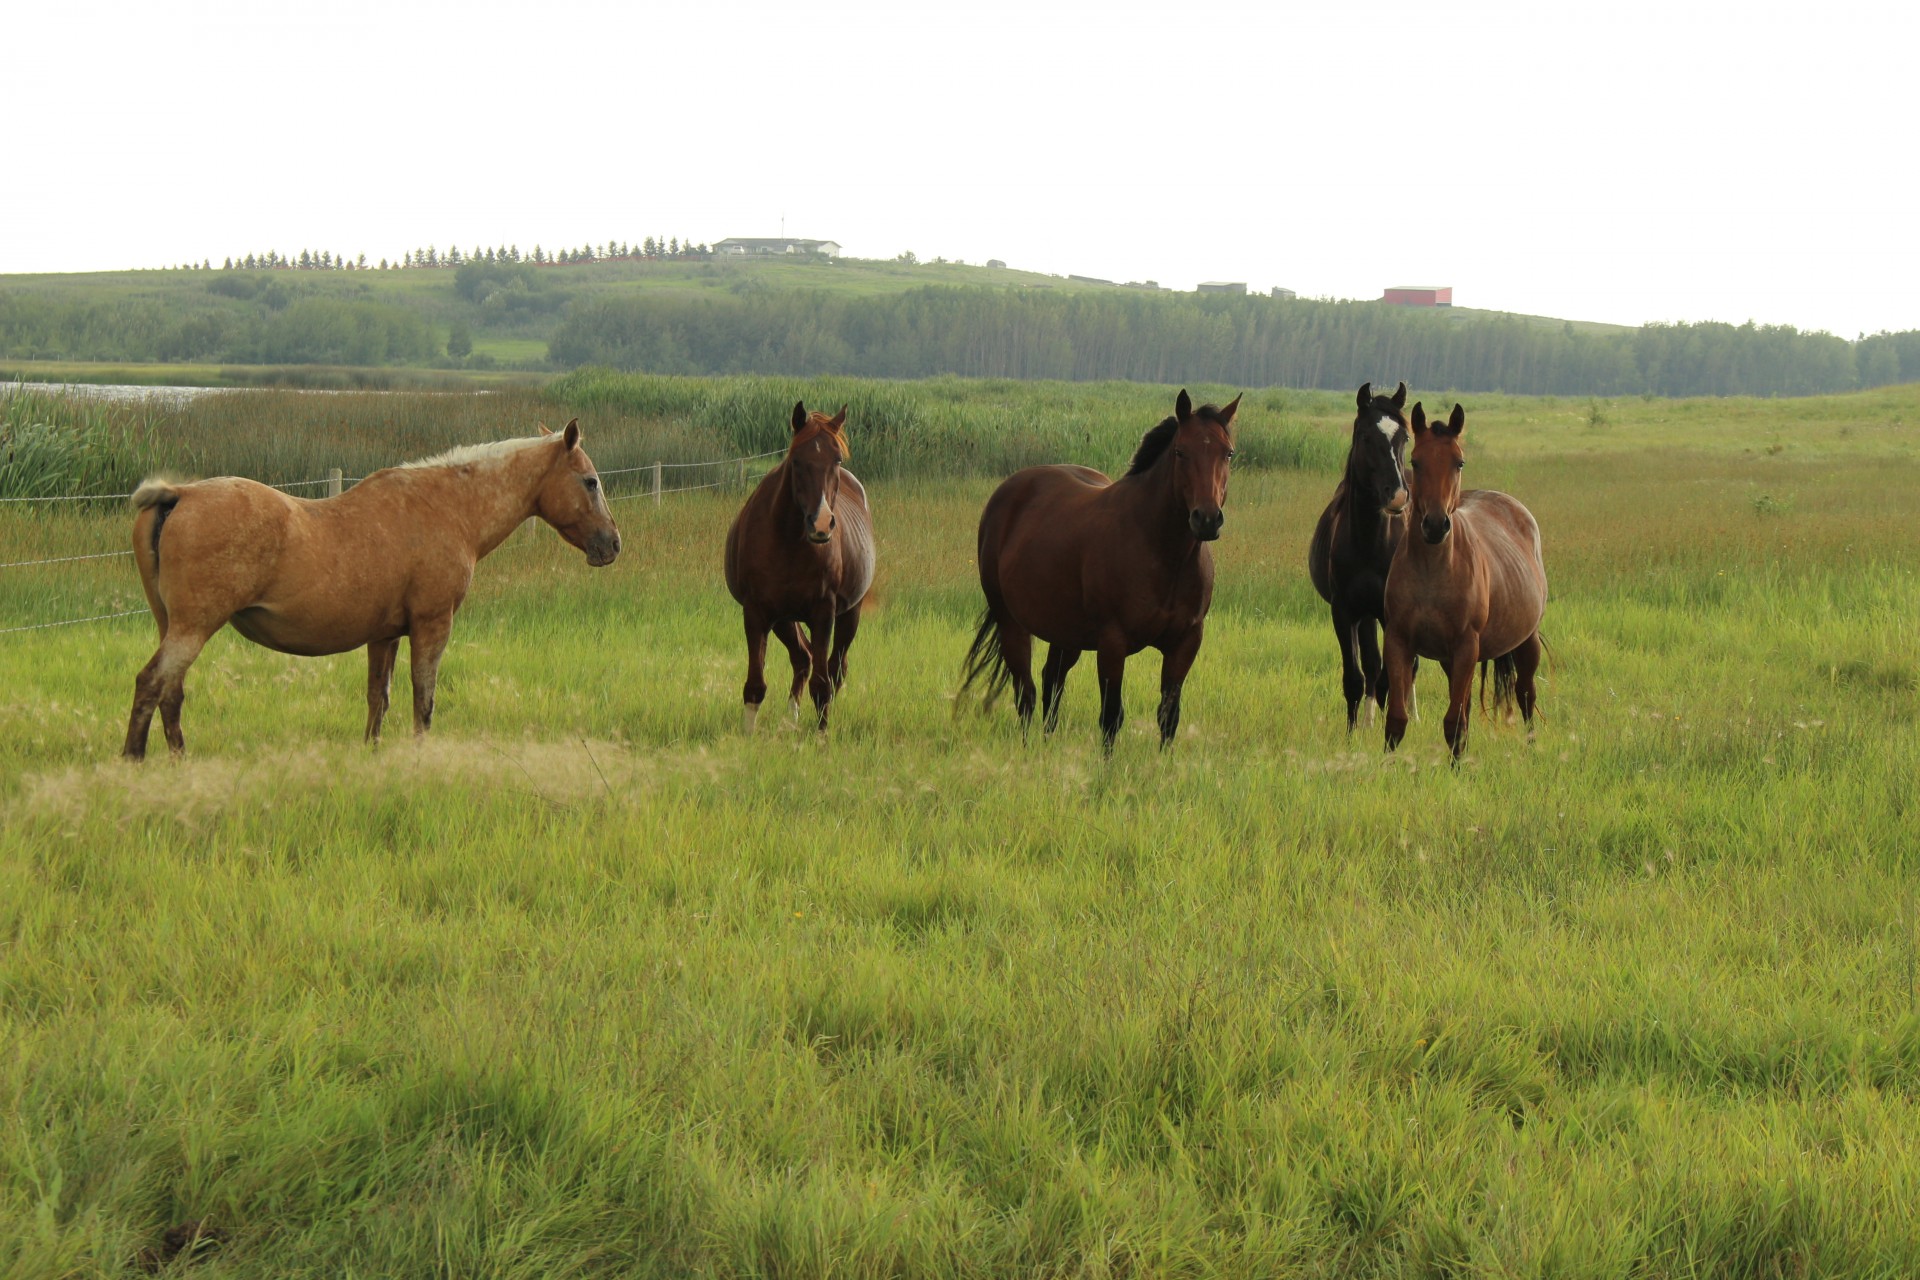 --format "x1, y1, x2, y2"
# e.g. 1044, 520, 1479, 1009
1382, 285, 1452, 307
